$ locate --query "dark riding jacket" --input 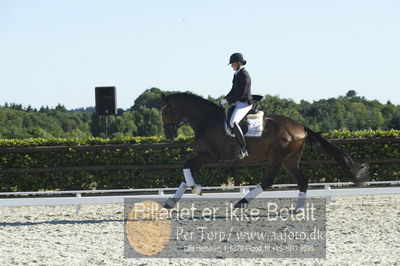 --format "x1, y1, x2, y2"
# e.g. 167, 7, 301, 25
225, 68, 252, 104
